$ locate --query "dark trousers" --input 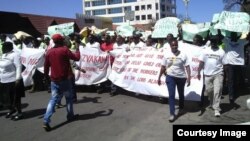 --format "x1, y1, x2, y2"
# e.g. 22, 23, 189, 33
166, 75, 186, 116
227, 65, 244, 101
